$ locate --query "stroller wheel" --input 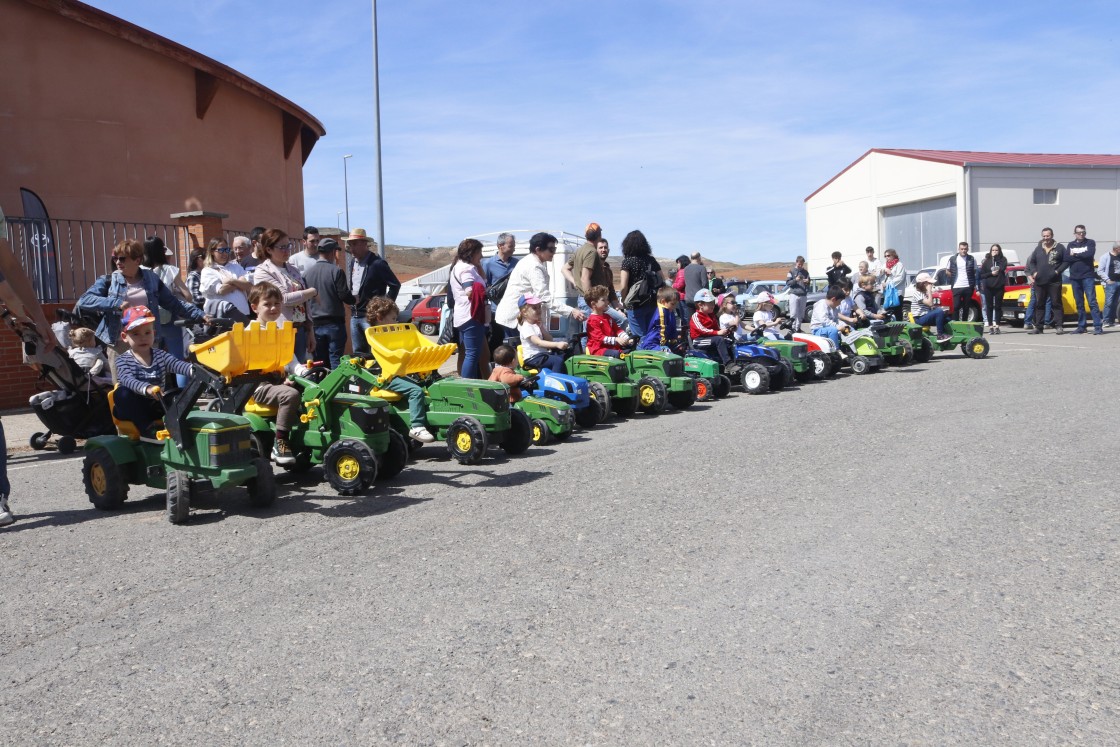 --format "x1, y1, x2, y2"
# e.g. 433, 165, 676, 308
57, 436, 77, 455
30, 432, 50, 450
